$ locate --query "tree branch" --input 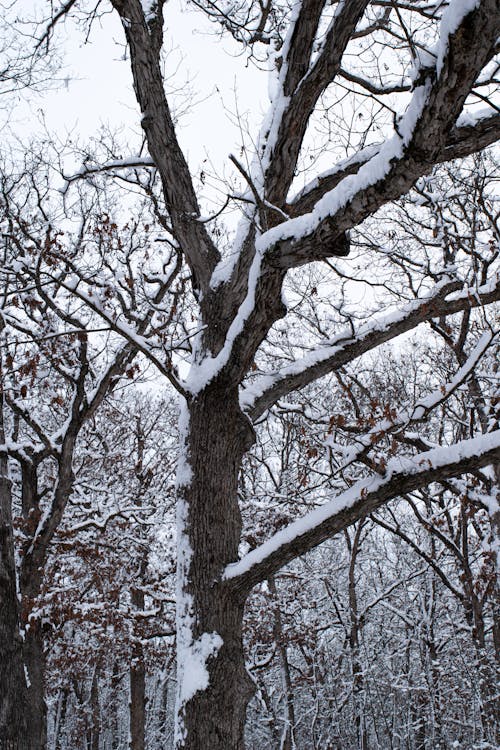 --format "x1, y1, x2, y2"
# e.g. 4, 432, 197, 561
289, 112, 500, 217
110, 0, 220, 293
263, 0, 370, 207
225, 431, 500, 594
245, 276, 500, 420
259, 1, 500, 267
